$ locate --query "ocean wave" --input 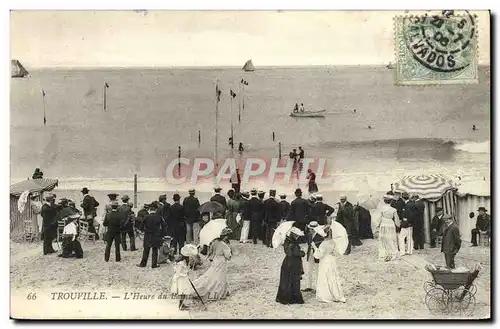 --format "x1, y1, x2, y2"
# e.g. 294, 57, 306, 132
453, 140, 490, 154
